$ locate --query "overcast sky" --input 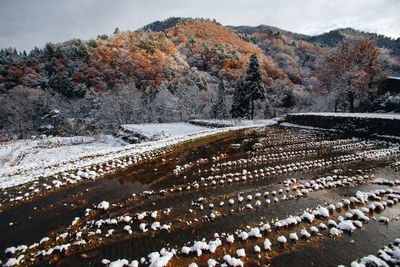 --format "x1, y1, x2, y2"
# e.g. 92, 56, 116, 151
1, 0, 399, 52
